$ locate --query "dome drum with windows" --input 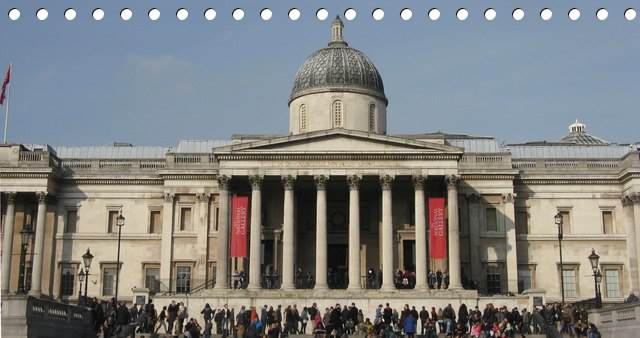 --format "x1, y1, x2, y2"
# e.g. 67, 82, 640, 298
289, 16, 388, 135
